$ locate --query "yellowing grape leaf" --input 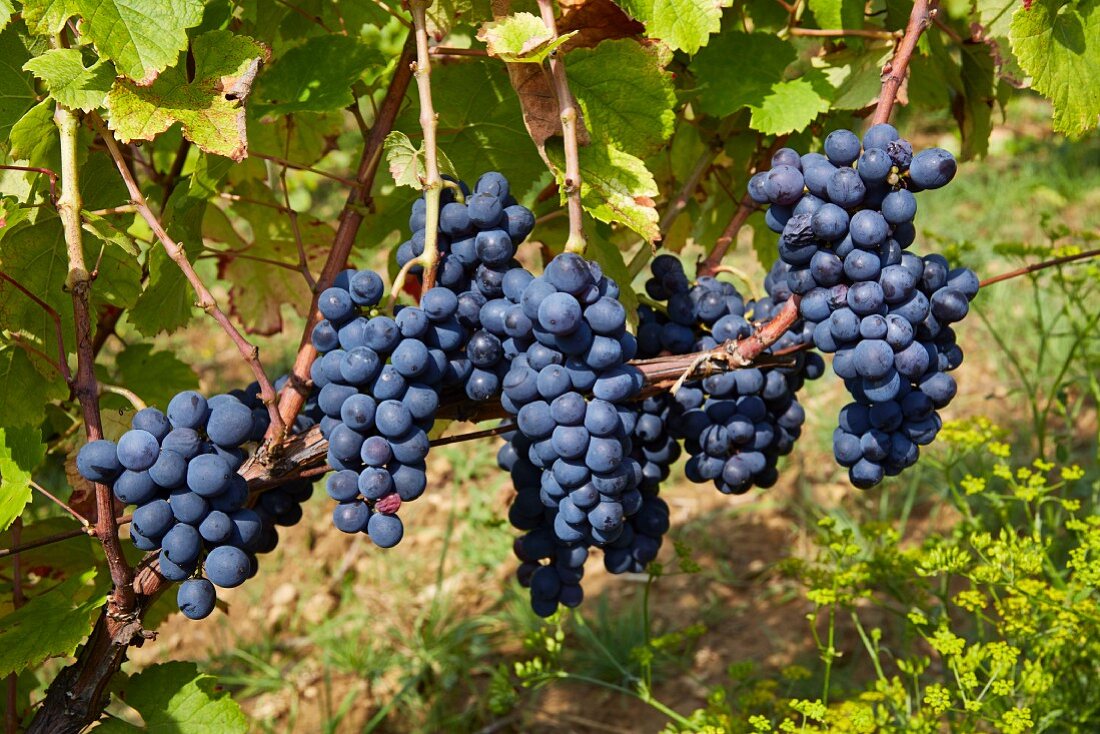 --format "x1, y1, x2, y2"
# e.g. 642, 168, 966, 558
478, 13, 577, 63
107, 31, 267, 161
